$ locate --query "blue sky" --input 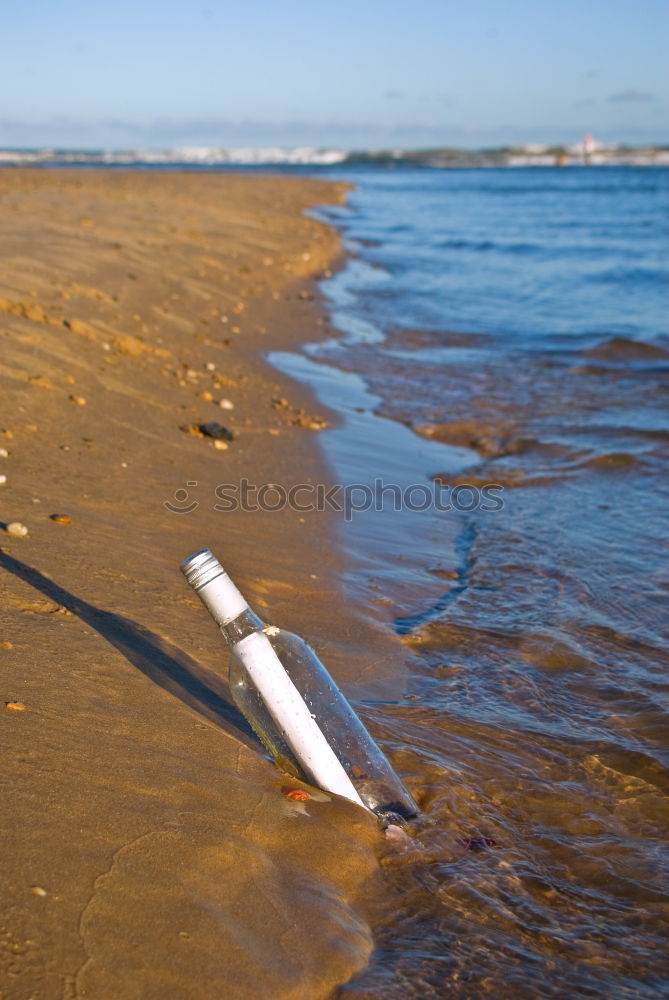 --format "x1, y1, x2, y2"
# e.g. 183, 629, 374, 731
2, 0, 667, 149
